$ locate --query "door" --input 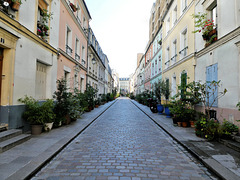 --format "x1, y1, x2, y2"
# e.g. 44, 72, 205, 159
35, 62, 47, 100
0, 48, 3, 105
